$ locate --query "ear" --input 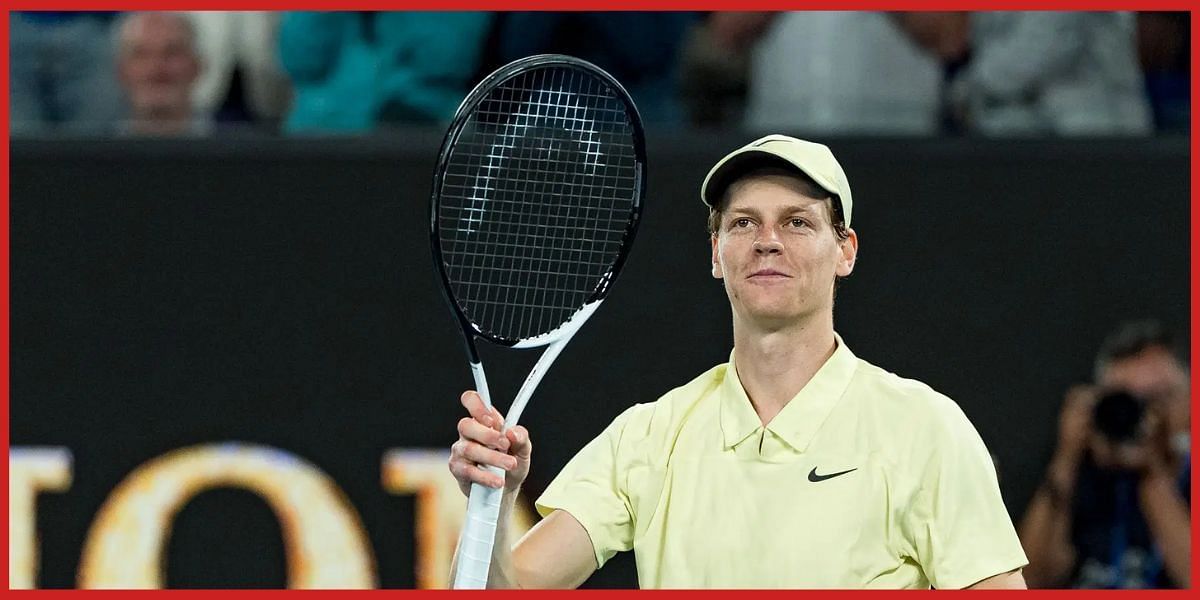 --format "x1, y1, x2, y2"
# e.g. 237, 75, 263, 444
835, 229, 858, 277
711, 235, 723, 279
